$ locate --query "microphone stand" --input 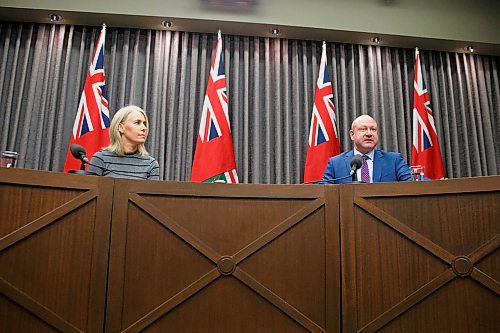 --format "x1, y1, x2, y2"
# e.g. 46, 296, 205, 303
68, 161, 97, 175
305, 172, 365, 185
351, 172, 362, 184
